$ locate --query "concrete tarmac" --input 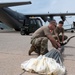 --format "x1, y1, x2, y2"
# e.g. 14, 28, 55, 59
0, 30, 75, 75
